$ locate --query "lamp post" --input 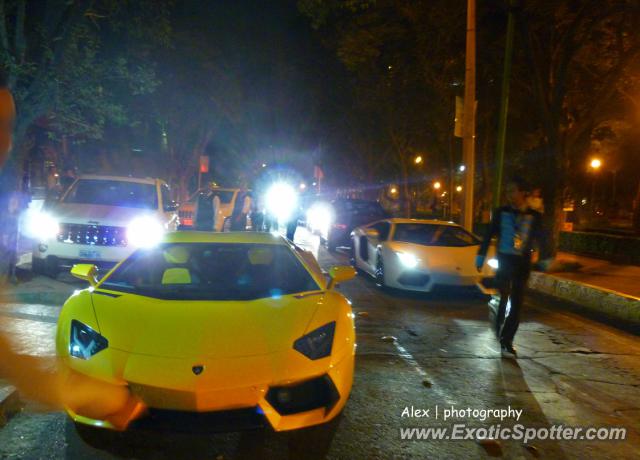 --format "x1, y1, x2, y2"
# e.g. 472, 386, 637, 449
589, 158, 602, 218
461, 0, 476, 231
